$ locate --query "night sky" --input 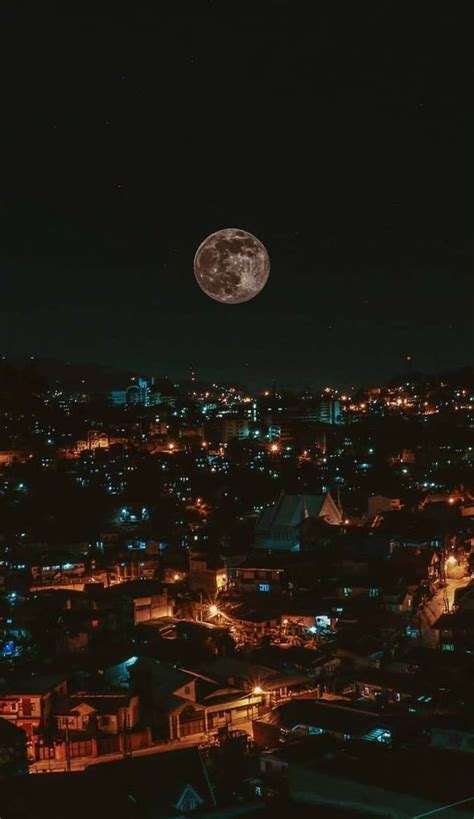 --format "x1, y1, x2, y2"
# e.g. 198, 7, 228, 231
0, 2, 470, 387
